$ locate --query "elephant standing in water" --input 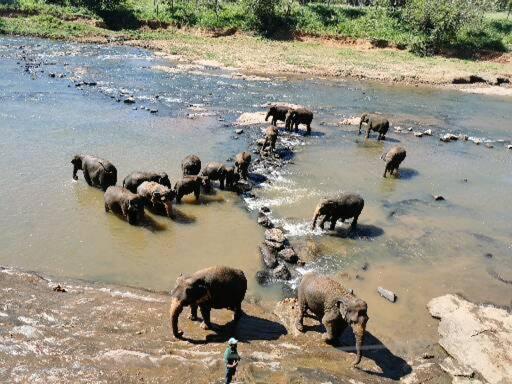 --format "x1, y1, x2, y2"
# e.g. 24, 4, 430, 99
169, 266, 247, 339
71, 154, 117, 191
285, 108, 313, 135
296, 272, 368, 366
312, 193, 364, 231
265, 105, 289, 126
201, 162, 239, 190
358, 113, 389, 140
104, 186, 145, 225
181, 154, 202, 176
261, 126, 278, 155
136, 181, 176, 217
123, 171, 171, 193
234, 151, 251, 180
174, 175, 210, 203
381, 146, 406, 178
